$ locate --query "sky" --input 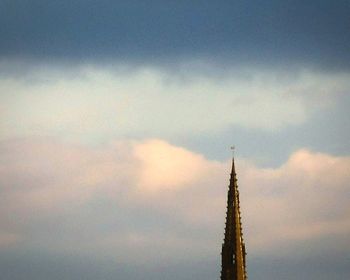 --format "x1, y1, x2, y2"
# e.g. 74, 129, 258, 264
0, 1, 349, 279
